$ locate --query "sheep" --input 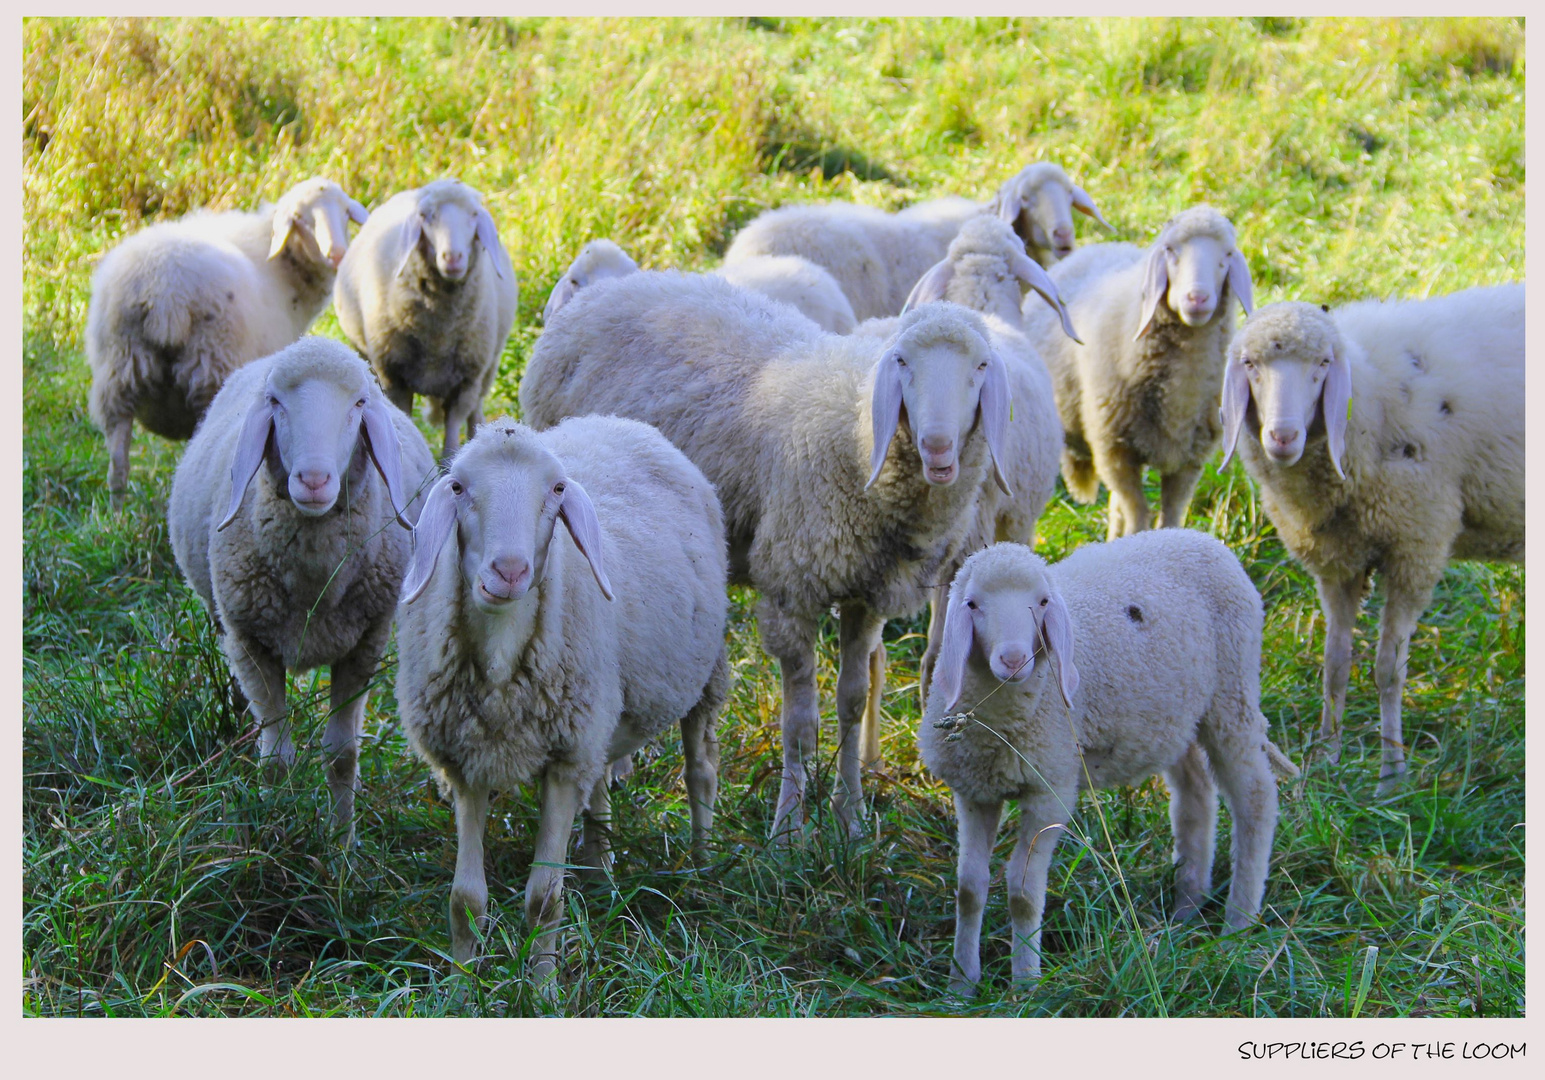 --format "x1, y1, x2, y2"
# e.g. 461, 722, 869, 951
853, 214, 1074, 756
542, 237, 857, 334
918, 535, 1299, 993
86, 176, 369, 506
393, 415, 729, 975
333, 179, 518, 459
1217, 288, 1524, 794
722, 162, 1109, 321
521, 272, 1011, 841
1024, 205, 1255, 540
167, 337, 437, 845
